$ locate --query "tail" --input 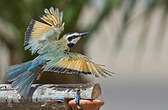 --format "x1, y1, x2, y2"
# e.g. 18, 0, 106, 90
7, 61, 39, 98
